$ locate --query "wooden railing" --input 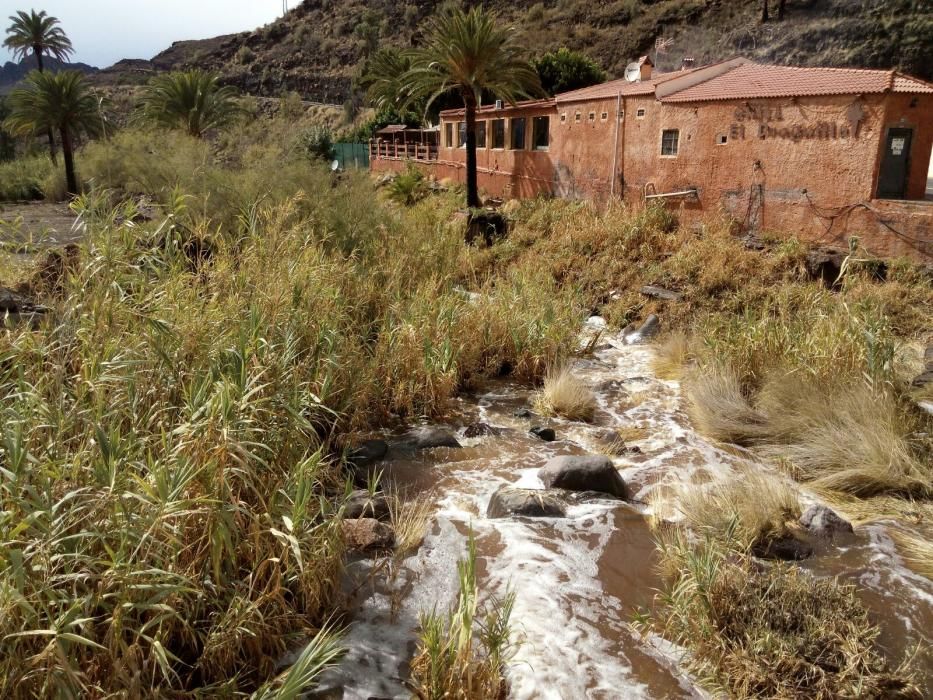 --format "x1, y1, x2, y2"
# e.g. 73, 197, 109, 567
369, 141, 439, 162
